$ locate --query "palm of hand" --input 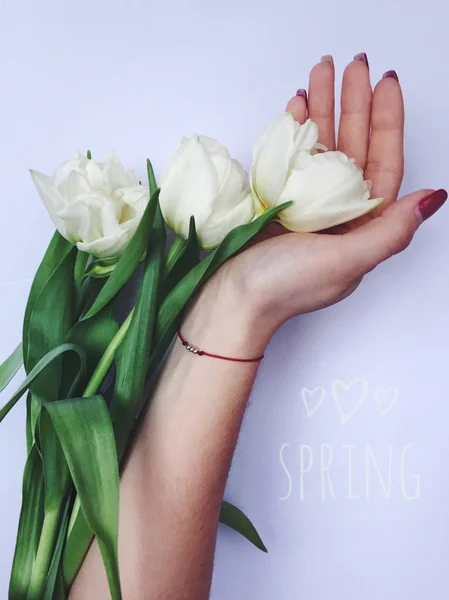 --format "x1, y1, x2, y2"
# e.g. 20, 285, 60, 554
228, 57, 432, 329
